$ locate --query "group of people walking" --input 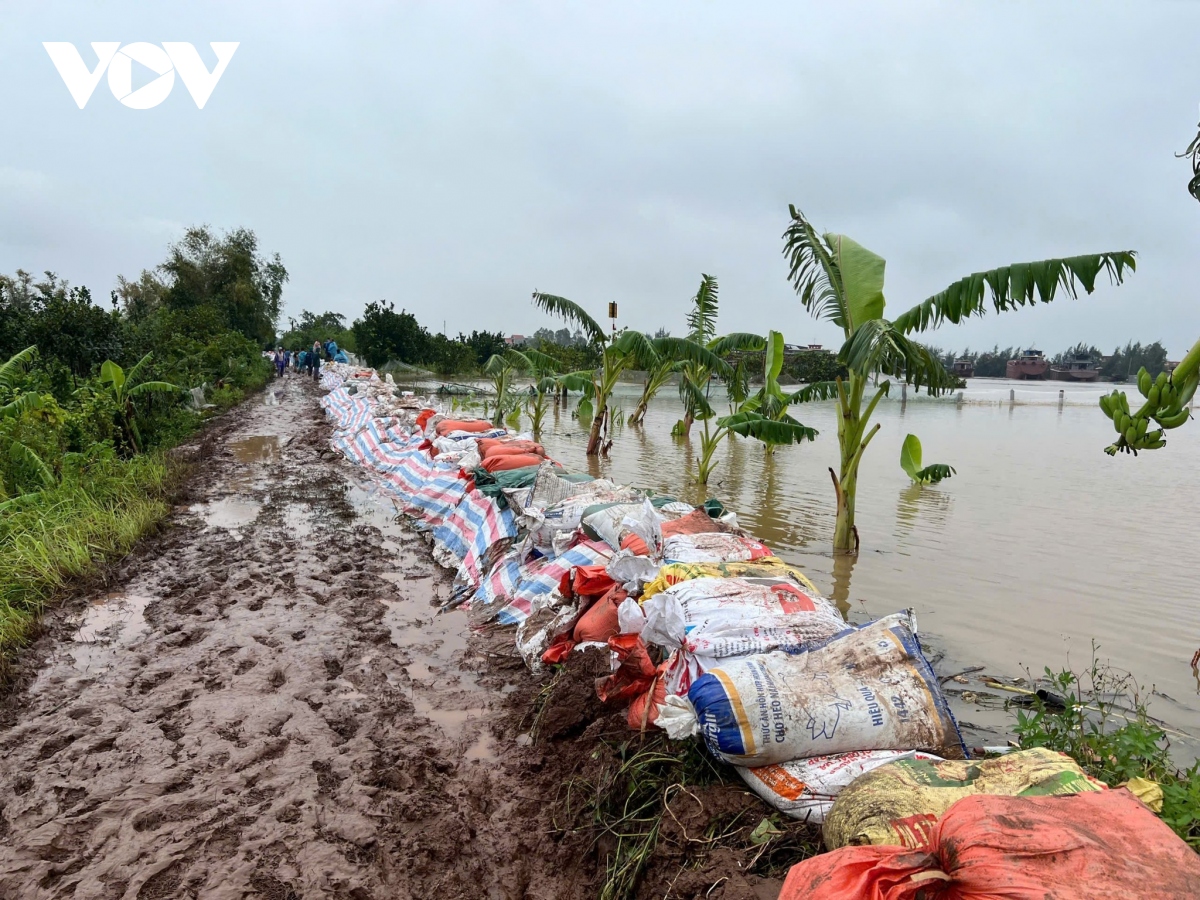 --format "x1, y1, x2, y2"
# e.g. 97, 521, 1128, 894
271, 339, 348, 379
